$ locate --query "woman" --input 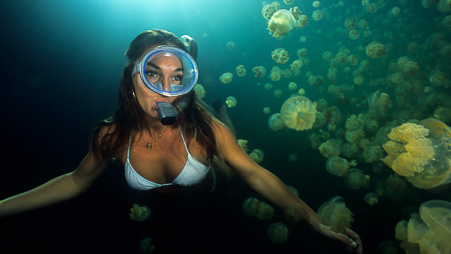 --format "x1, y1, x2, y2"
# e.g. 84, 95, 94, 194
0, 29, 362, 253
